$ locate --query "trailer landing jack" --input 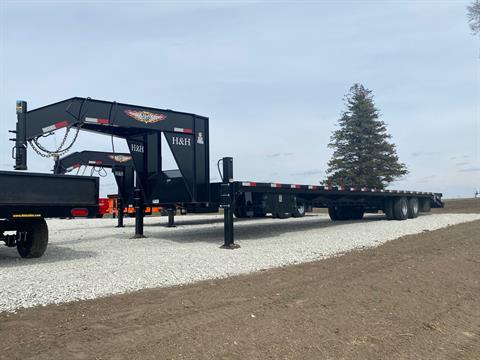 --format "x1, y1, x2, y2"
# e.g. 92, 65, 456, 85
167, 208, 176, 228
220, 157, 239, 249
116, 198, 124, 228
133, 188, 145, 239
